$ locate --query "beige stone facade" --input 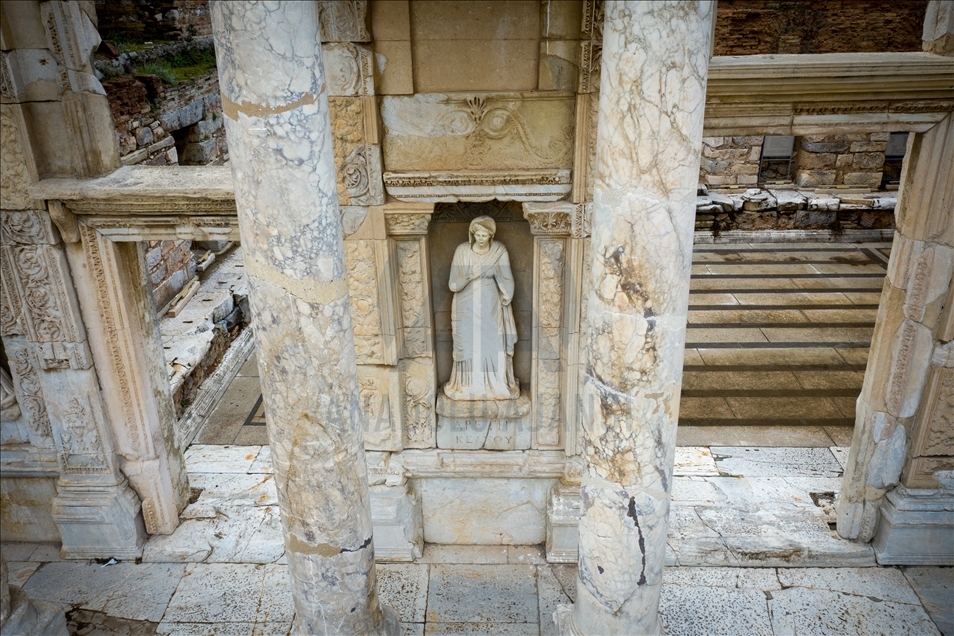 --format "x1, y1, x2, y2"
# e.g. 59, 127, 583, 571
1, 1, 953, 633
